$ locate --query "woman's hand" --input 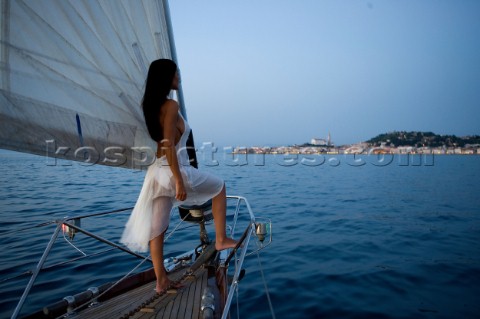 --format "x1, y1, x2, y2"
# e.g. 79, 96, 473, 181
175, 180, 187, 201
